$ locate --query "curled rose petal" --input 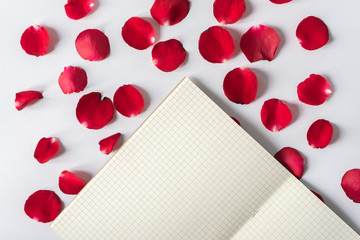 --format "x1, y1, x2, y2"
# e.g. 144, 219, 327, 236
150, 0, 190, 26
297, 74, 331, 106
20, 25, 49, 57
75, 29, 110, 61
198, 26, 235, 63
311, 190, 325, 203
240, 25, 280, 63
99, 133, 121, 155
58, 66, 87, 94
213, 0, 246, 24
113, 85, 144, 118
307, 119, 333, 149
296, 16, 329, 51
65, 0, 94, 20
270, 0, 292, 4
261, 98, 292, 132
274, 147, 304, 179
15, 91, 43, 111
231, 116, 241, 126
122, 17, 155, 50
341, 169, 360, 203
24, 190, 62, 223
76, 92, 114, 129
223, 67, 258, 104
152, 39, 186, 72
59, 170, 87, 195
34, 137, 60, 164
